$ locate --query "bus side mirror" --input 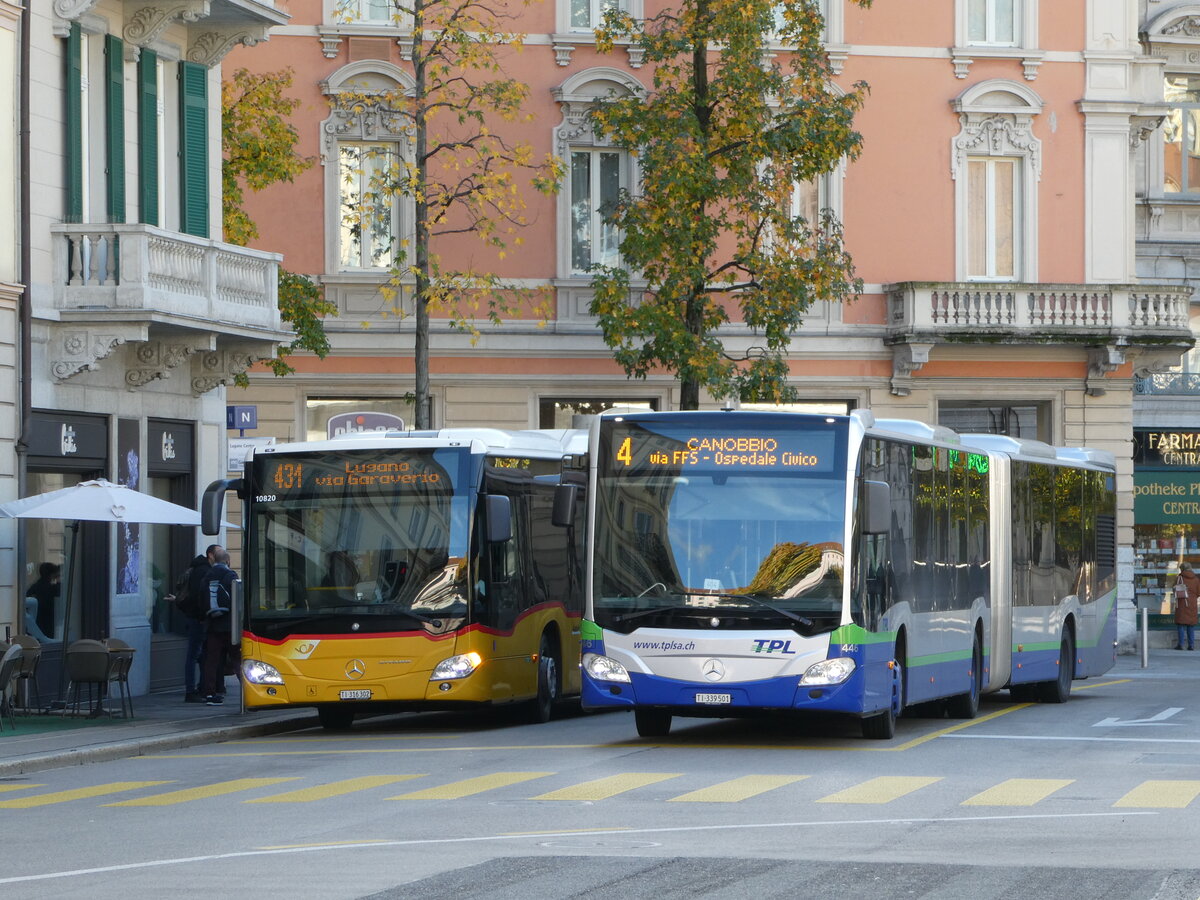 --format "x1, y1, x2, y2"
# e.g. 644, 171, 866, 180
230, 579, 243, 648
552, 483, 578, 528
862, 480, 891, 535
201, 478, 243, 535
485, 494, 512, 543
